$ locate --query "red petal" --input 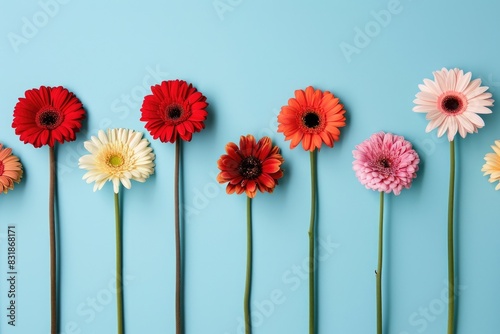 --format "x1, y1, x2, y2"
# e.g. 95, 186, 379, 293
261, 159, 282, 173
258, 173, 275, 188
